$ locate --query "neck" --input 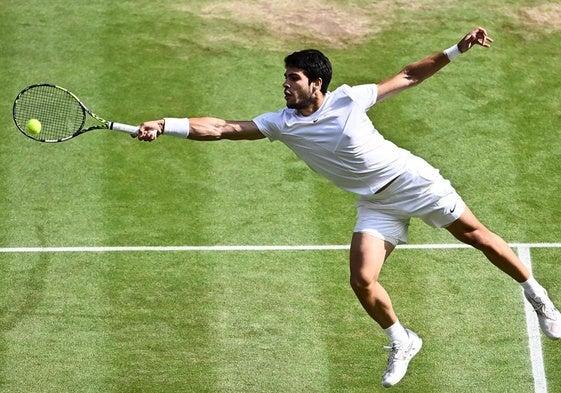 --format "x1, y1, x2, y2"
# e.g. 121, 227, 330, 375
297, 93, 325, 116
